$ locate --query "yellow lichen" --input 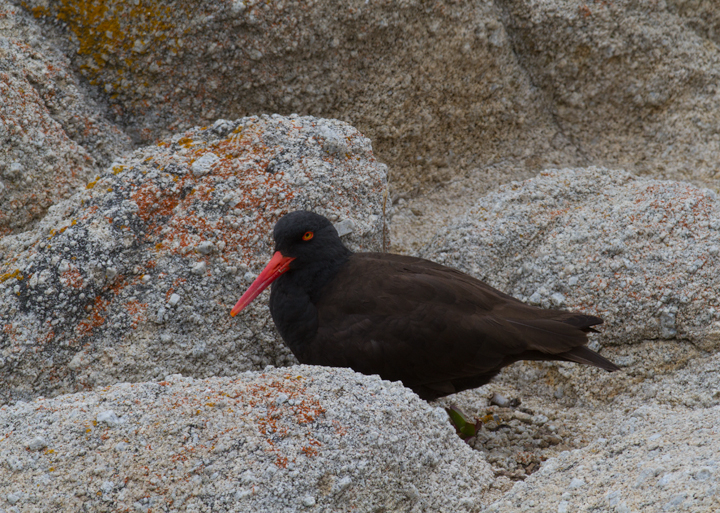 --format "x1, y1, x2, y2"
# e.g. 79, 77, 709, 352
0, 269, 22, 284
86, 176, 100, 189
27, 0, 179, 91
